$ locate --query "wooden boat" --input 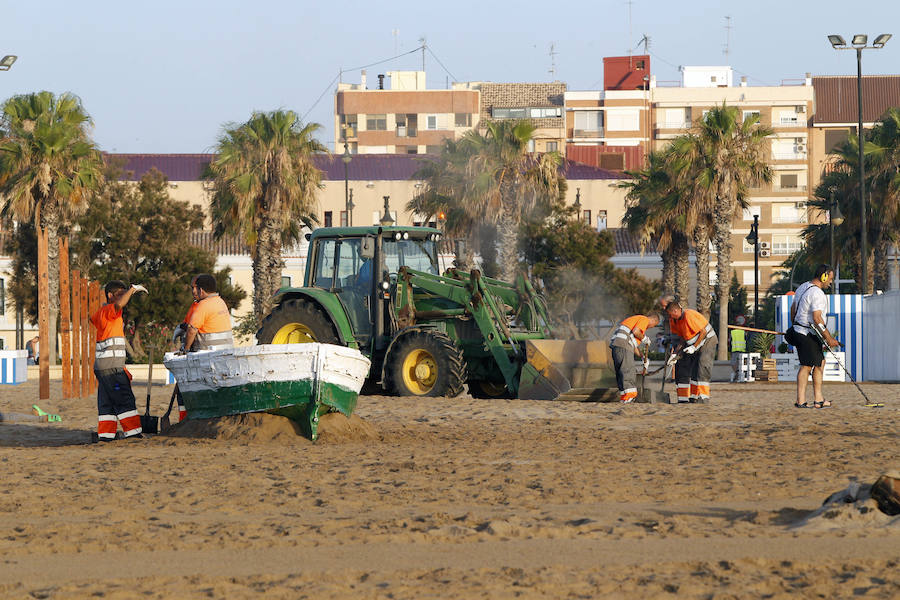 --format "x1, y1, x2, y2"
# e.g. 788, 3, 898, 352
163, 343, 371, 440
